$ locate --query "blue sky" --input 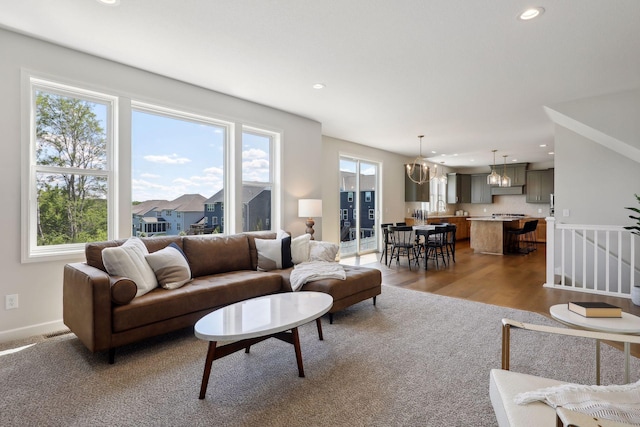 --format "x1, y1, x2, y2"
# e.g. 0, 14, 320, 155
131, 110, 269, 202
